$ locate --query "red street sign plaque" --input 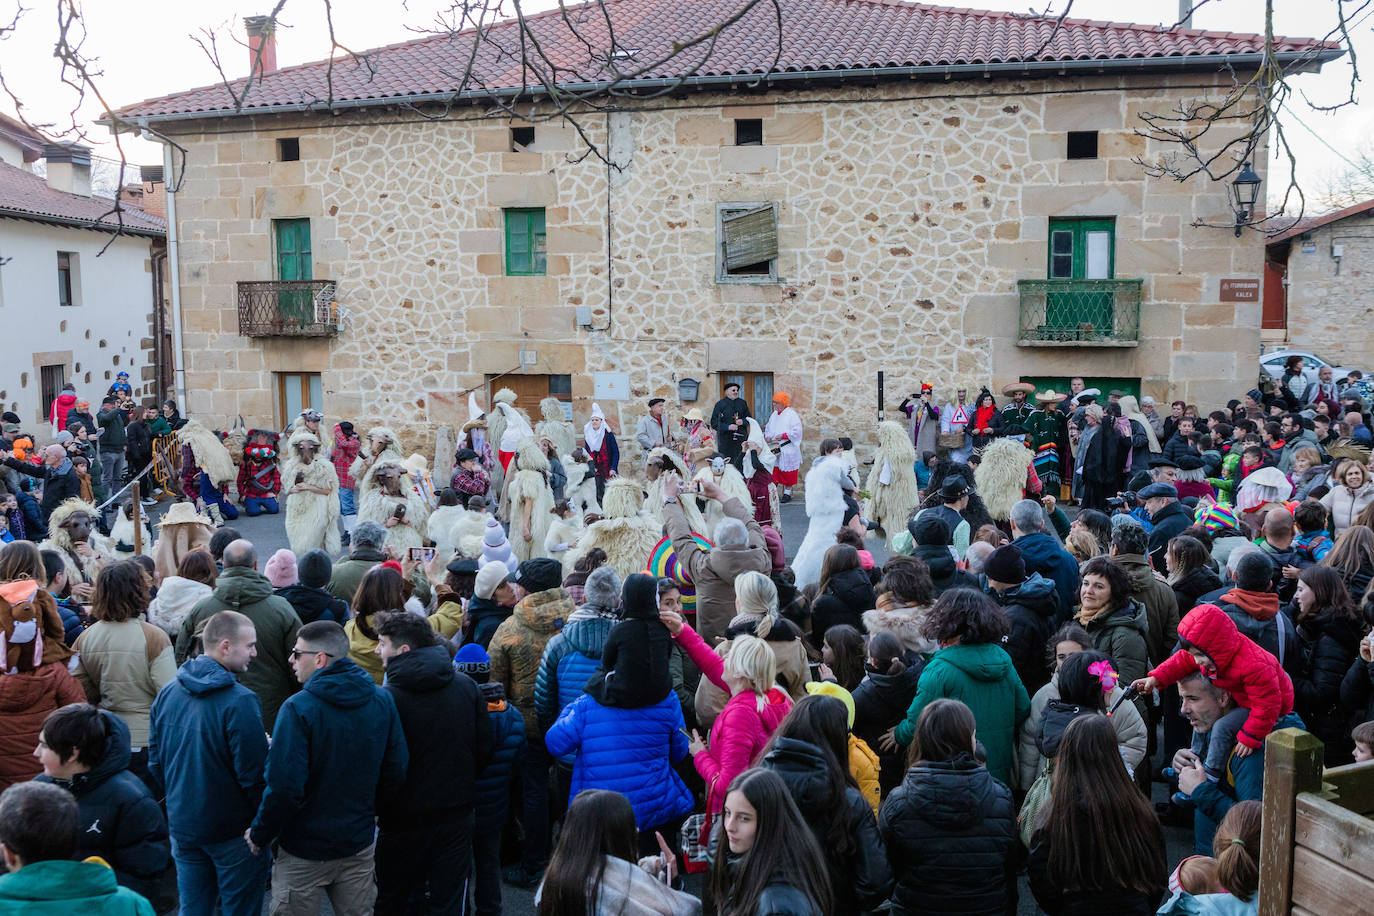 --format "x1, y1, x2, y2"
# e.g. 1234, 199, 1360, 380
1220, 278, 1260, 301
